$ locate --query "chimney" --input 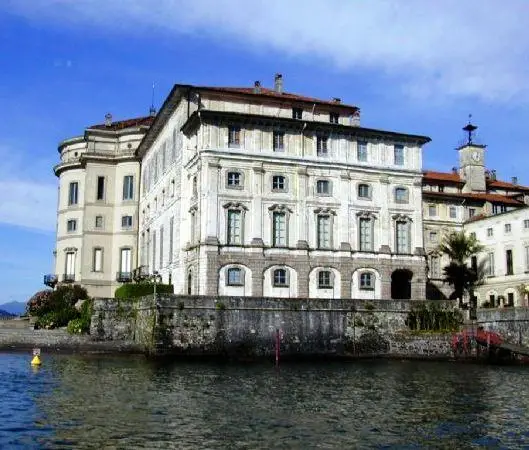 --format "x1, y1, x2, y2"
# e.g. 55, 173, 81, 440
274, 73, 283, 93
253, 81, 261, 94
452, 167, 458, 174
104, 113, 112, 127
491, 170, 497, 181
512, 176, 518, 185
332, 97, 341, 104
